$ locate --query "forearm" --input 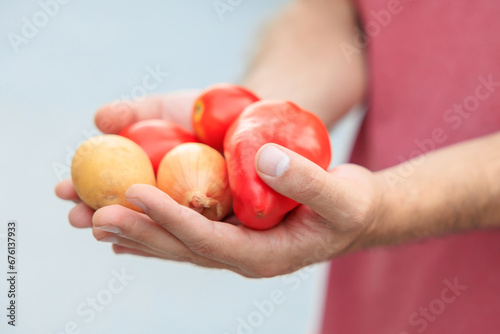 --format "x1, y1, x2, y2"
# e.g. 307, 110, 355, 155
242, 0, 366, 127
369, 132, 500, 247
